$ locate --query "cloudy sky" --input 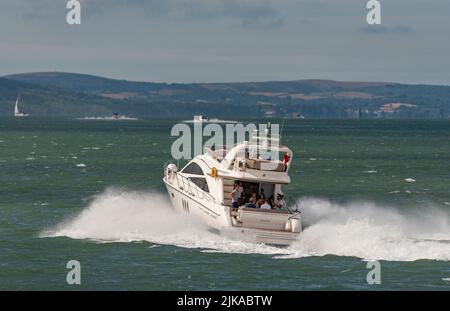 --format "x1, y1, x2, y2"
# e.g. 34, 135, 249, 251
1, 0, 449, 84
